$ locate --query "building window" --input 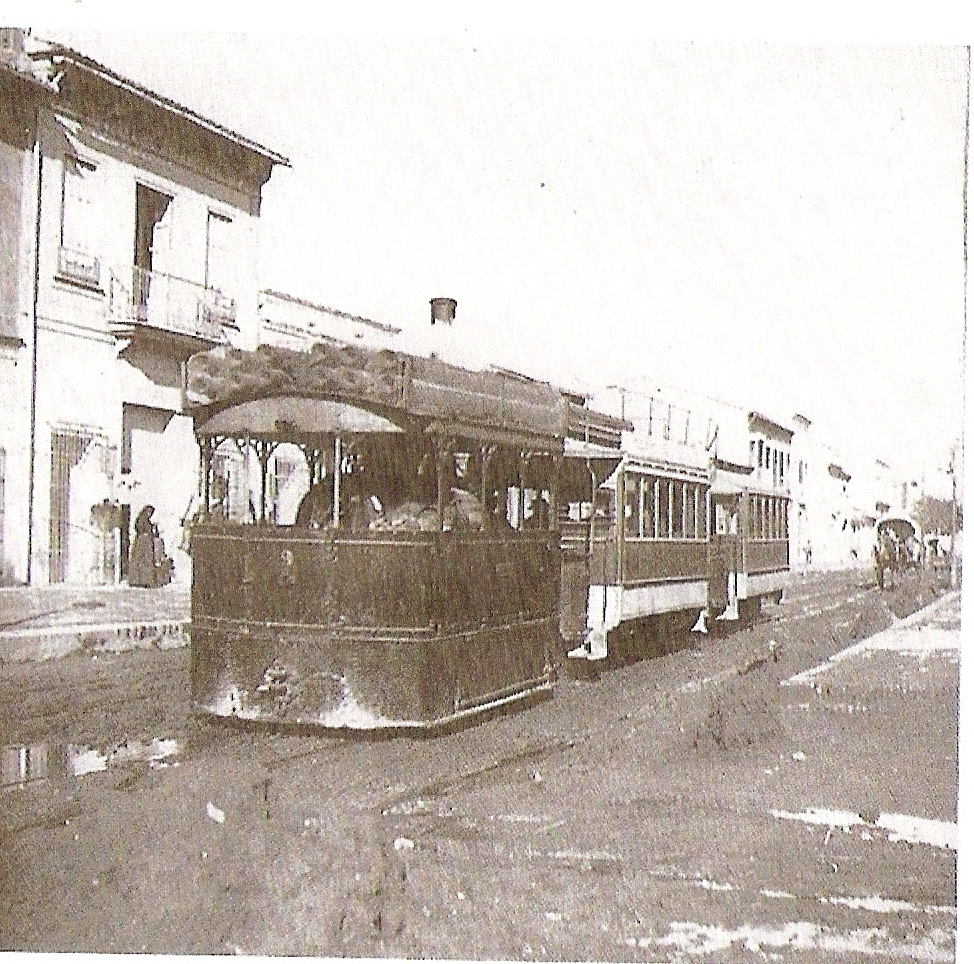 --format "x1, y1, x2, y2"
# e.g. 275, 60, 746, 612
61, 157, 98, 253
206, 210, 234, 294
58, 157, 102, 287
